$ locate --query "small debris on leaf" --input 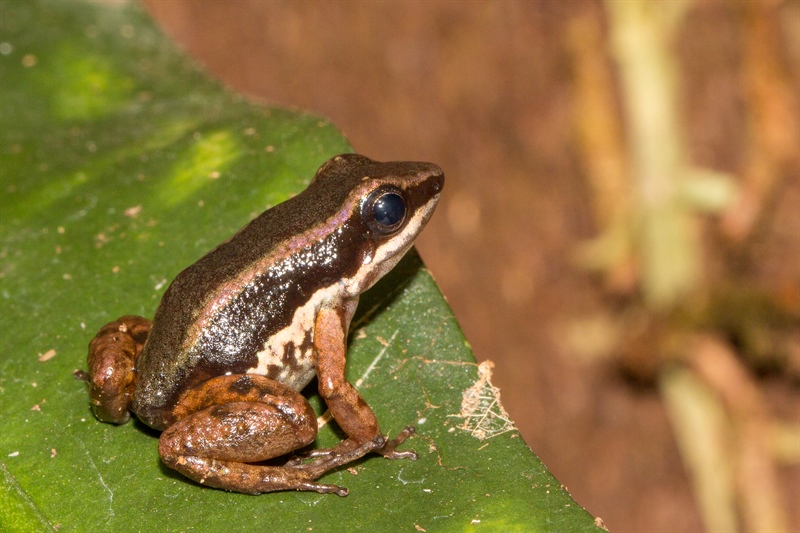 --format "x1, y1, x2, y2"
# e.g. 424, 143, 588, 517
124, 205, 142, 217
38, 349, 56, 362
